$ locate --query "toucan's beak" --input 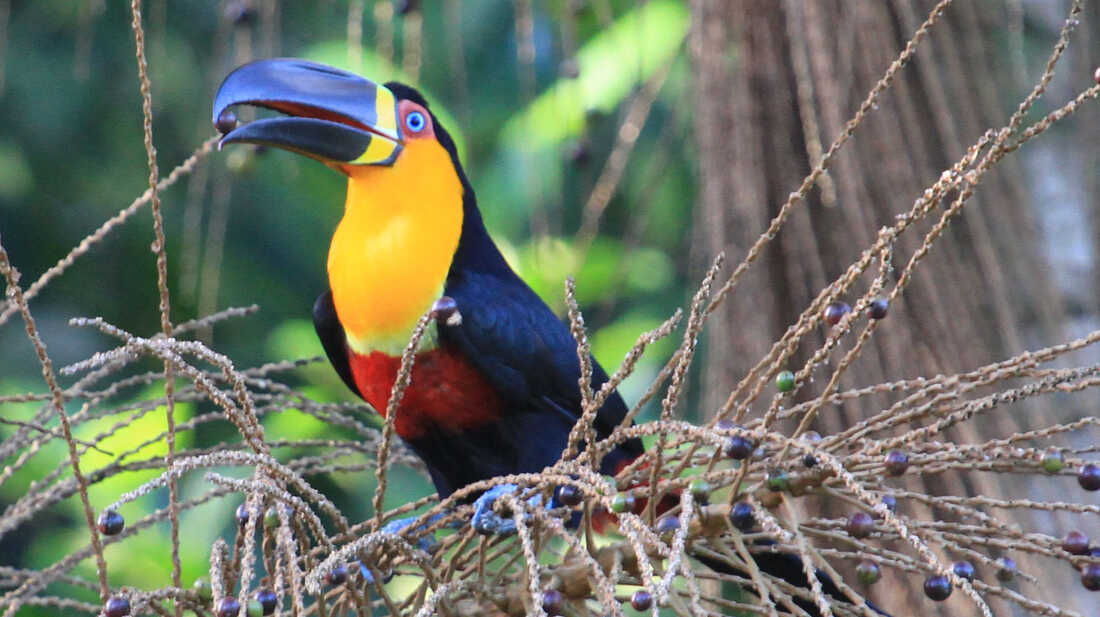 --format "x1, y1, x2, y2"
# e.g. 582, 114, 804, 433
212, 58, 402, 166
